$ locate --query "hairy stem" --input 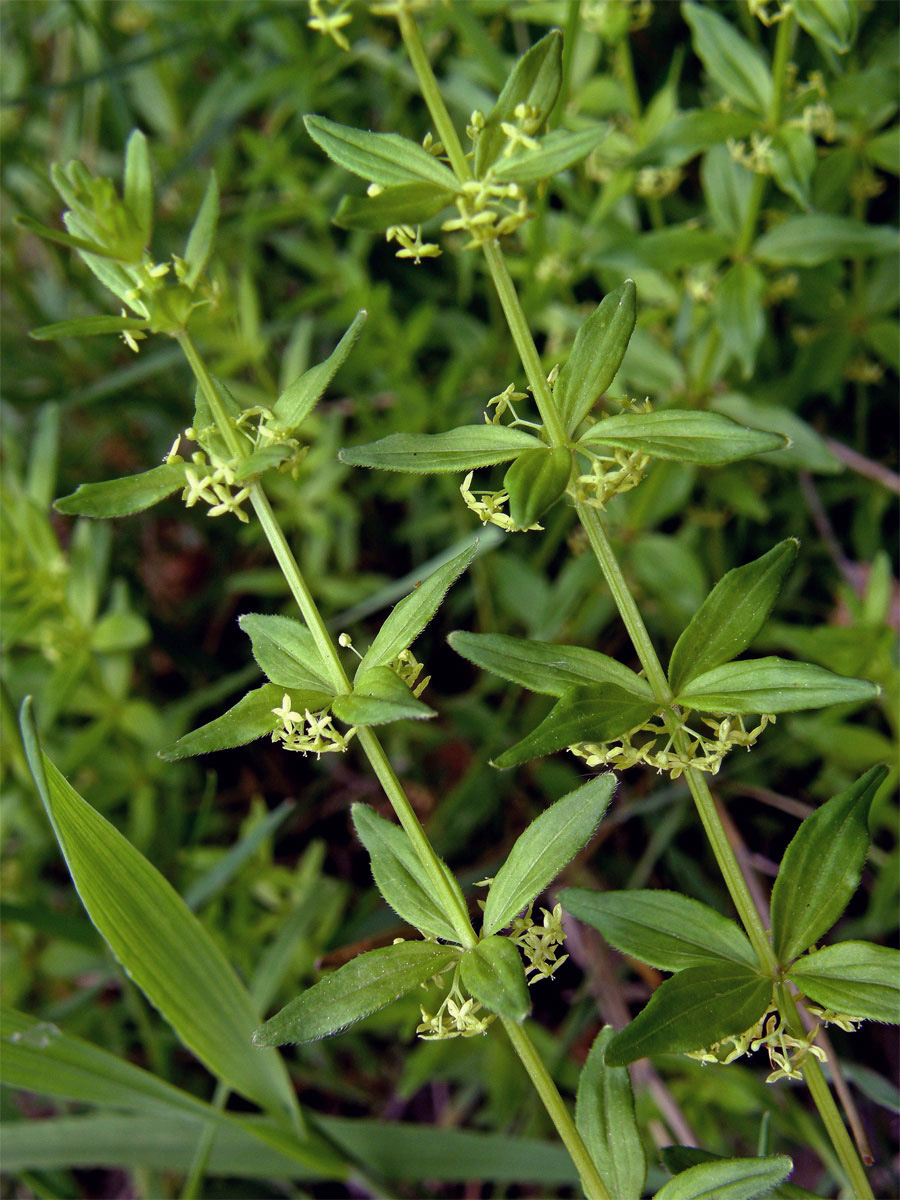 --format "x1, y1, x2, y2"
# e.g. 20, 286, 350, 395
178, 332, 477, 950
502, 1018, 611, 1200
